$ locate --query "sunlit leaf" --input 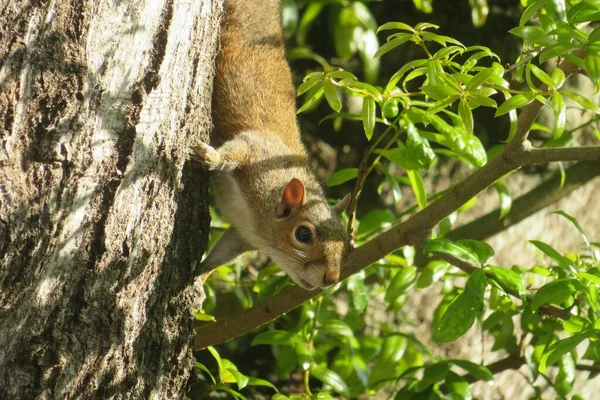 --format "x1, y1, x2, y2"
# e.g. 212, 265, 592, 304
493, 180, 512, 219
323, 80, 342, 112
374, 33, 413, 58
407, 169, 427, 209
458, 99, 474, 134
385, 267, 418, 303
433, 270, 487, 343
531, 278, 586, 311
327, 168, 358, 187
451, 359, 494, 381
486, 265, 526, 297
529, 240, 576, 271
377, 22, 415, 33
311, 365, 350, 397
495, 94, 535, 117
528, 64, 556, 88
539, 333, 588, 373
561, 90, 600, 114
362, 98, 376, 140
